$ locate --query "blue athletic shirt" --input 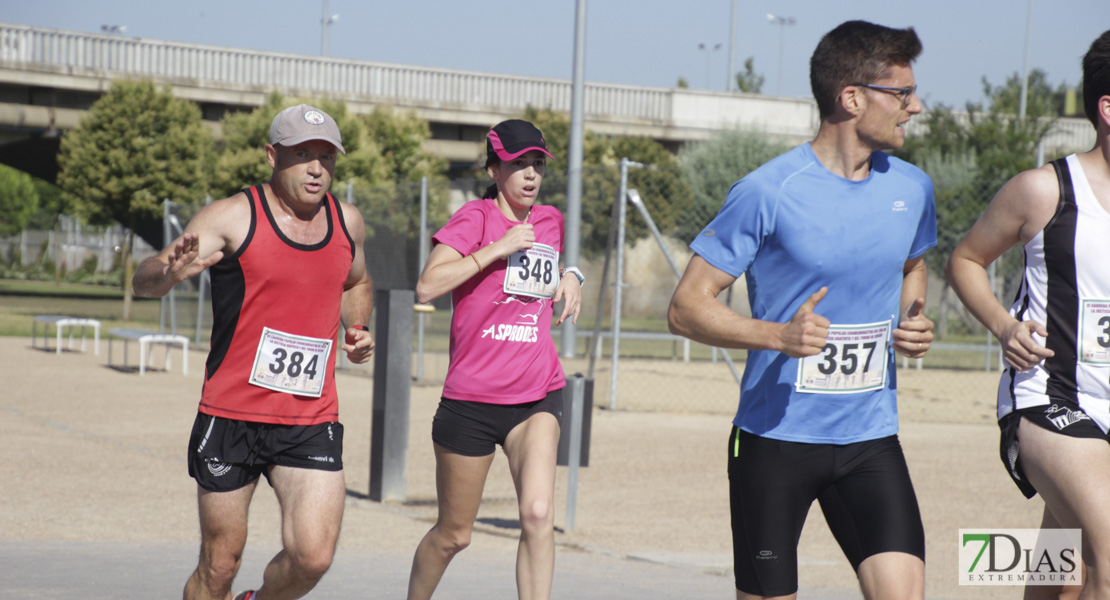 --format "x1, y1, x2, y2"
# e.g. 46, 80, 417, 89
690, 143, 936, 444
